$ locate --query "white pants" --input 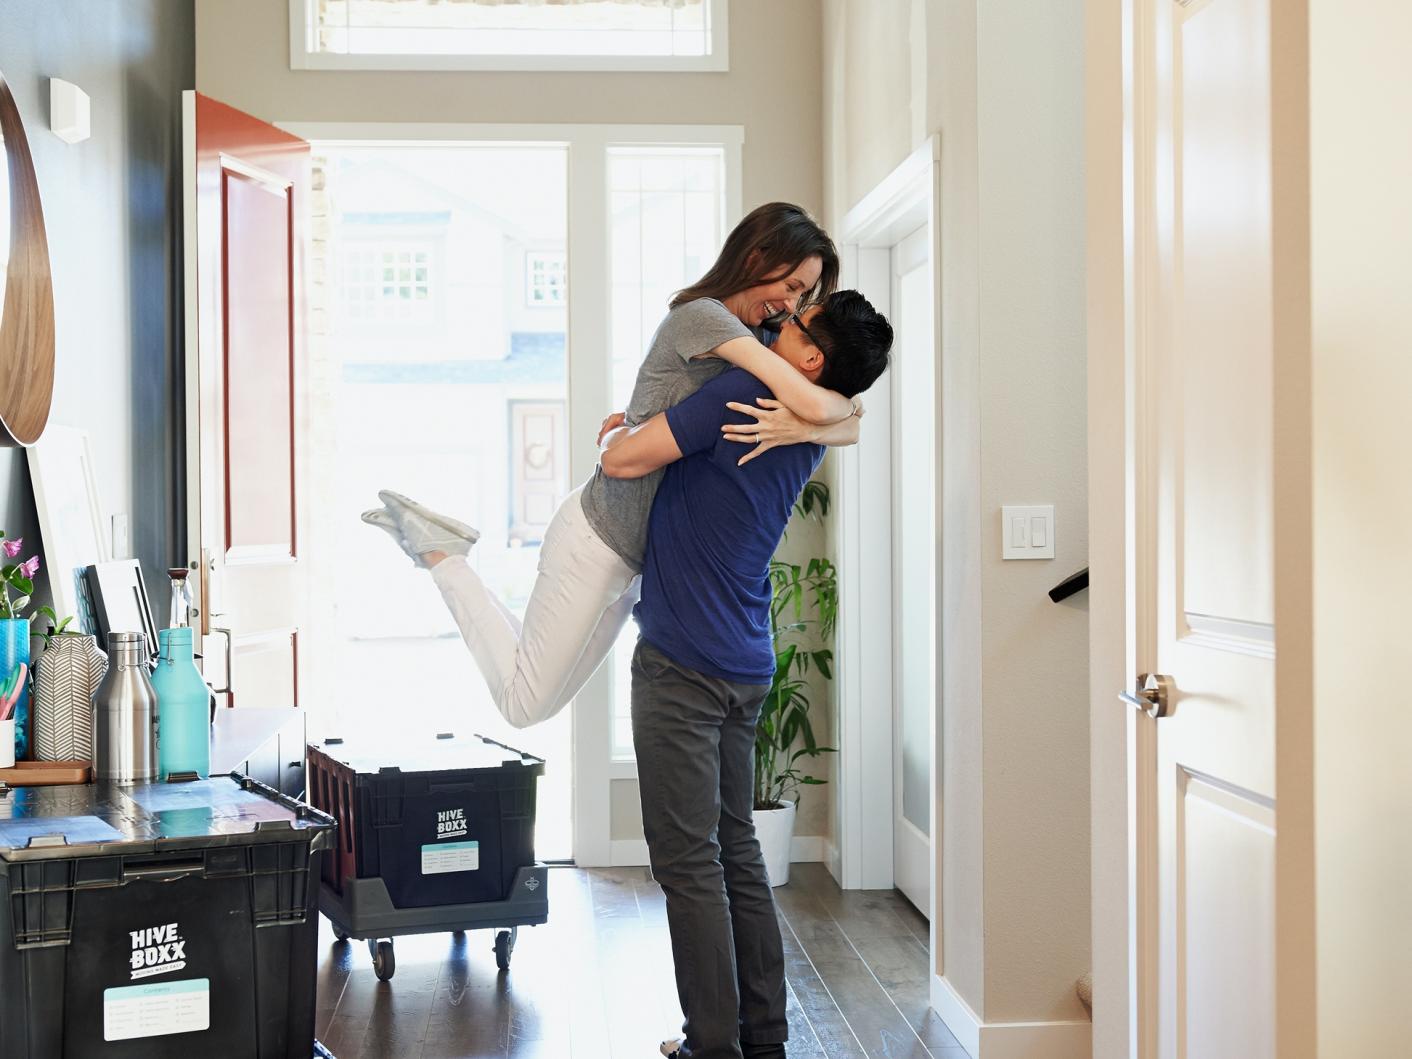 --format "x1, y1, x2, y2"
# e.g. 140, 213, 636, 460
429, 487, 640, 729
